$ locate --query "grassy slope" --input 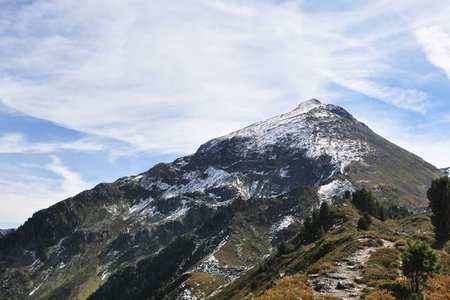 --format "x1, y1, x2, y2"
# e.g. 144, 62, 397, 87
213, 201, 450, 300
346, 137, 440, 208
